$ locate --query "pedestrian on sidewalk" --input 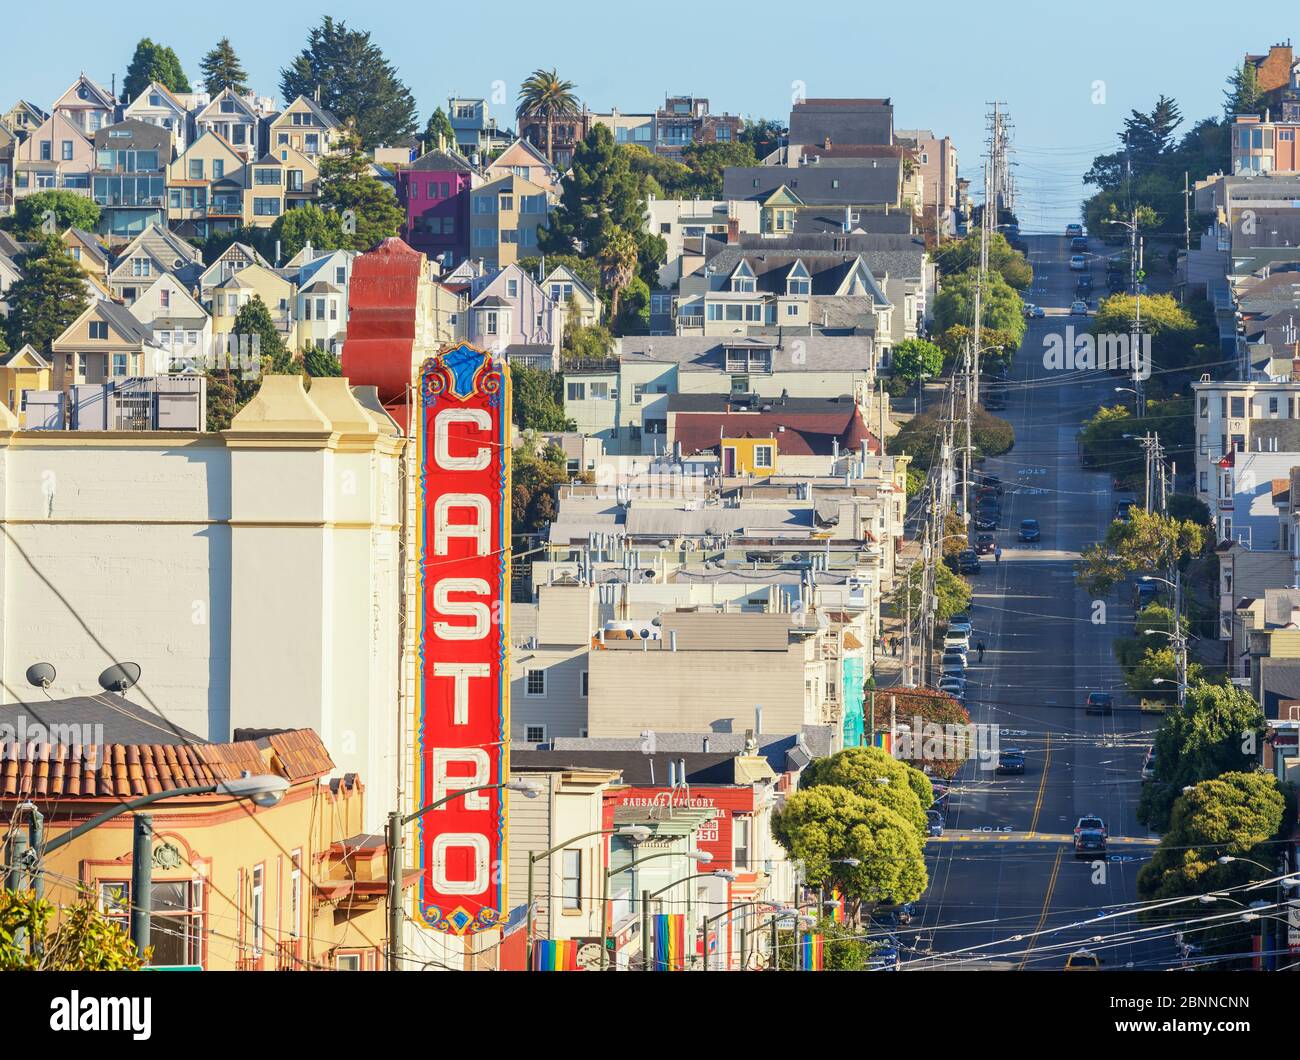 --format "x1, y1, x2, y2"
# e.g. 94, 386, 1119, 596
977, 640, 986, 663
892, 635, 899, 657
